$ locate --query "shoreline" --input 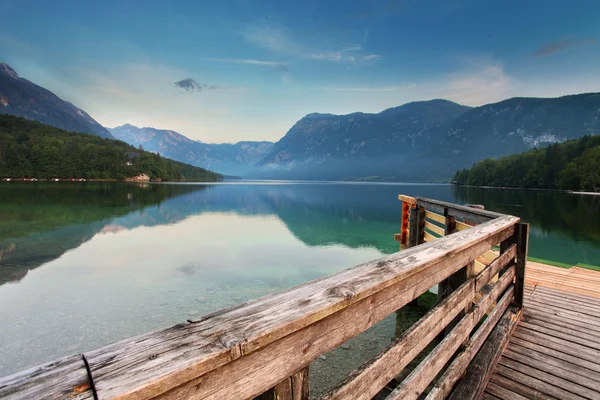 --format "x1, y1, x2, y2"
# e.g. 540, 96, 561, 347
451, 183, 600, 196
